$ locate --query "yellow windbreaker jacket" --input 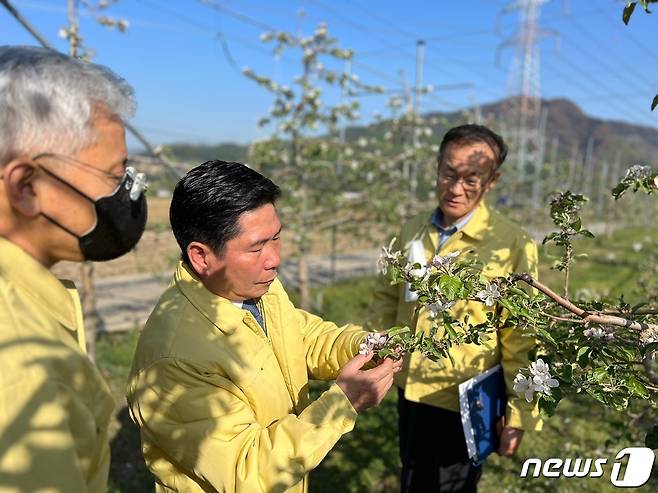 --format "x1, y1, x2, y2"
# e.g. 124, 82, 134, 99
0, 238, 114, 492
127, 261, 367, 493
370, 201, 542, 430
